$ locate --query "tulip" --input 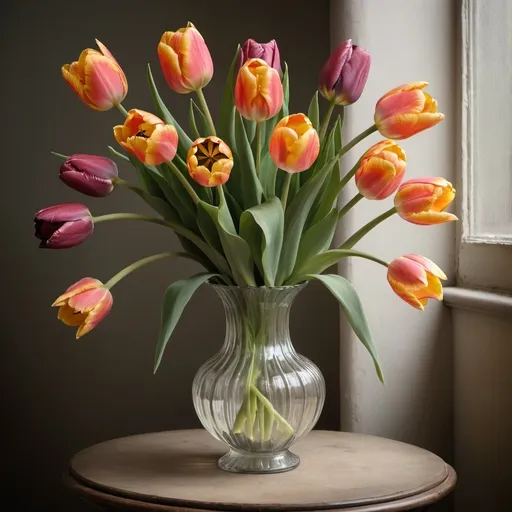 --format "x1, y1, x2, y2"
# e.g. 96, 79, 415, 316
238, 39, 281, 74
34, 203, 93, 249
60, 154, 118, 197
187, 136, 233, 187
318, 40, 371, 106
355, 140, 406, 199
113, 109, 178, 166
158, 22, 214, 94
61, 40, 127, 111
375, 82, 444, 139
234, 58, 283, 122
387, 254, 447, 310
52, 278, 113, 338
394, 177, 457, 225
269, 113, 320, 173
